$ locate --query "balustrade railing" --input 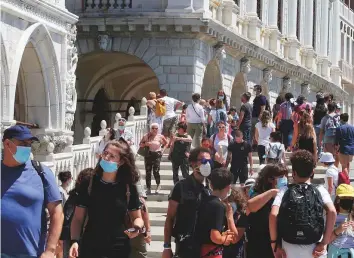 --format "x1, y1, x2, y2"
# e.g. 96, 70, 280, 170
340, 60, 354, 84
38, 98, 149, 184
340, 1, 354, 26
85, 0, 132, 11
